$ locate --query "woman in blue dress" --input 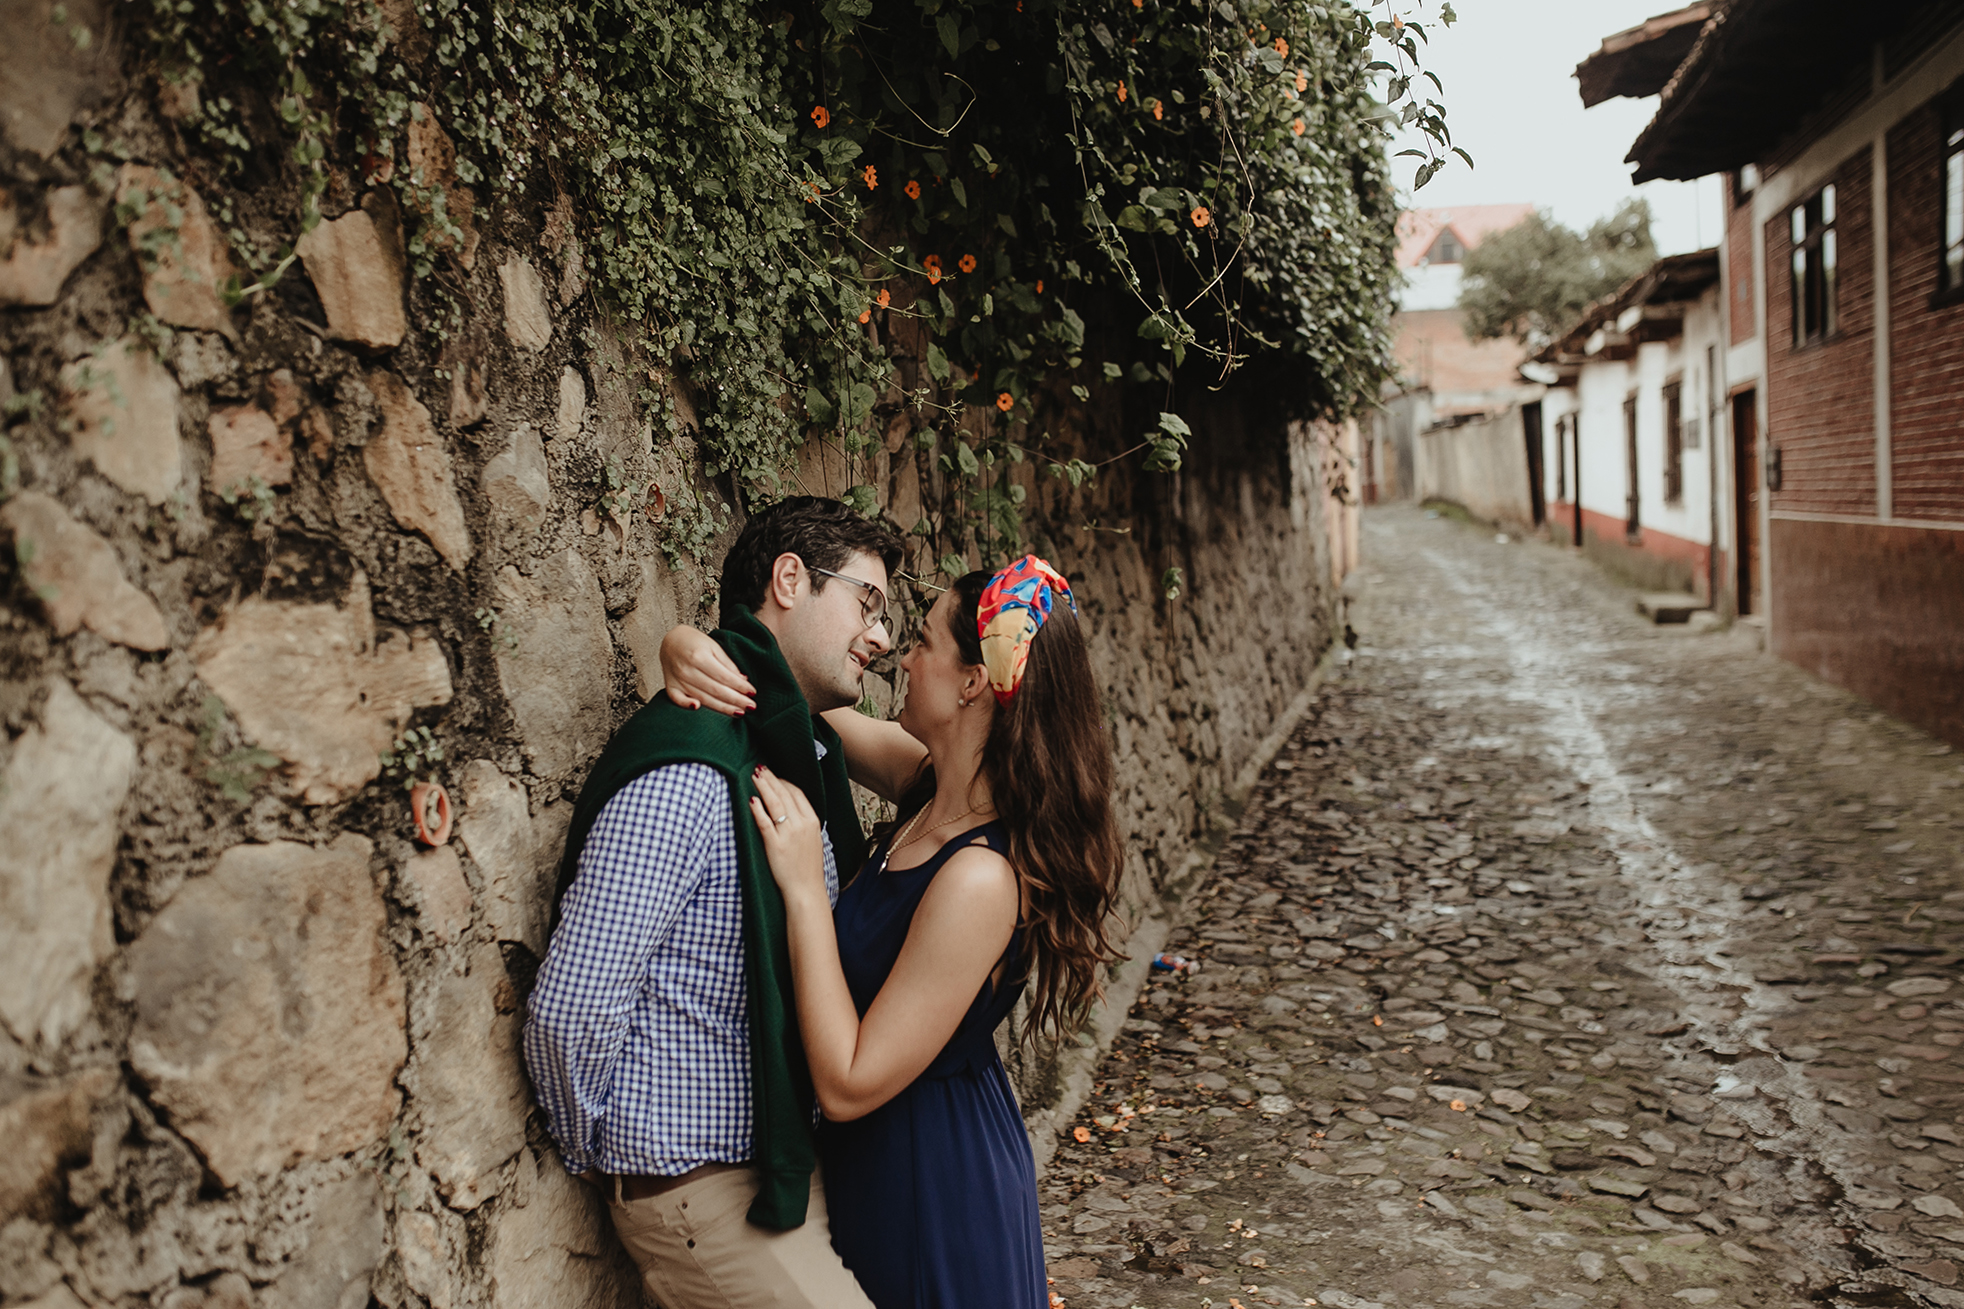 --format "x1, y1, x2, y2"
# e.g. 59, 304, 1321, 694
661, 556, 1122, 1308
